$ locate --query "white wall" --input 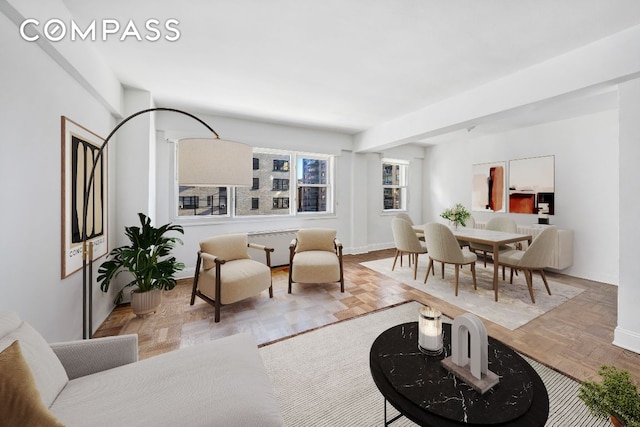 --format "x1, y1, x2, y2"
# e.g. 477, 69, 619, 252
151, 112, 424, 277
614, 77, 640, 353
424, 109, 619, 284
0, 11, 120, 341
